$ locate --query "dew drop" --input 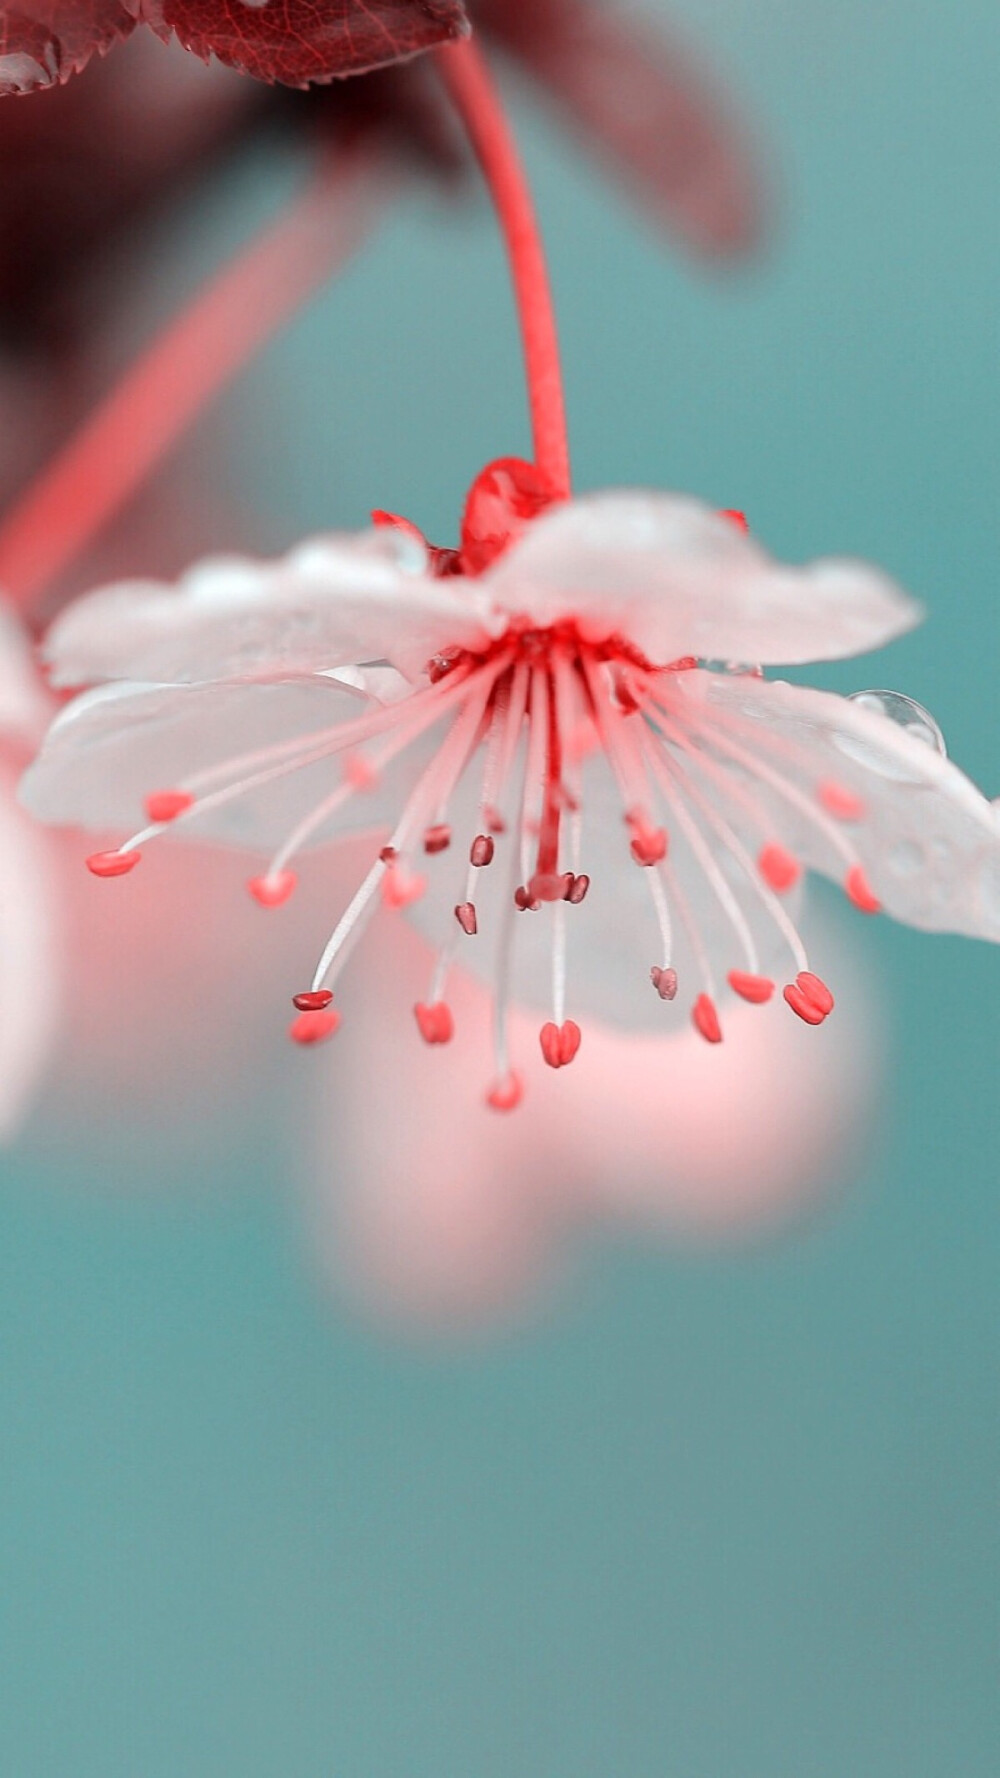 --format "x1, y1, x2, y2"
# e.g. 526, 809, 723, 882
888, 839, 924, 877
840, 689, 947, 783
